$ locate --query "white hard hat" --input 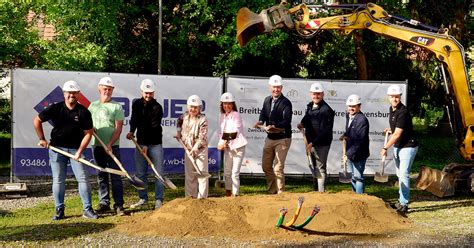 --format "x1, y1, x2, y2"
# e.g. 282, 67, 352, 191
220, 92, 234, 102
387, 85, 403, 95
346, 94, 361, 105
62, 80, 80, 92
268, 75, 283, 86
187, 95, 202, 106
98, 76, 115, 88
140, 79, 156, 93
309, 82, 324, 93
